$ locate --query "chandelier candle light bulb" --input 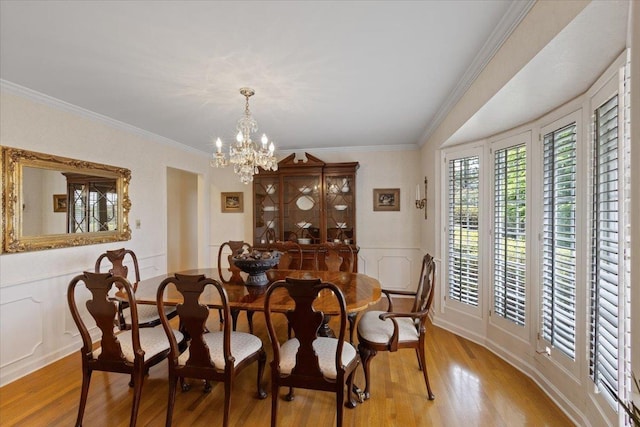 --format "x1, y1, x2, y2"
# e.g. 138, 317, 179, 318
210, 87, 278, 184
